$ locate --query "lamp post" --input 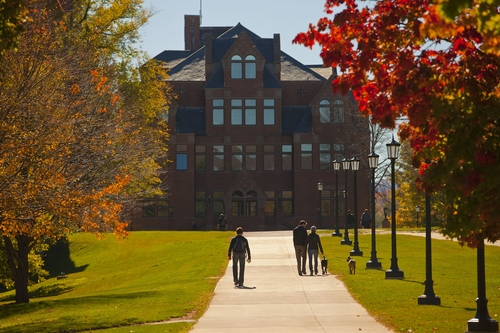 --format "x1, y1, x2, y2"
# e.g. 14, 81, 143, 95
332, 160, 342, 237
418, 192, 440, 305
416, 205, 420, 228
385, 136, 404, 279
317, 182, 323, 228
366, 152, 382, 269
466, 239, 498, 332
341, 157, 352, 245
350, 156, 362, 256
